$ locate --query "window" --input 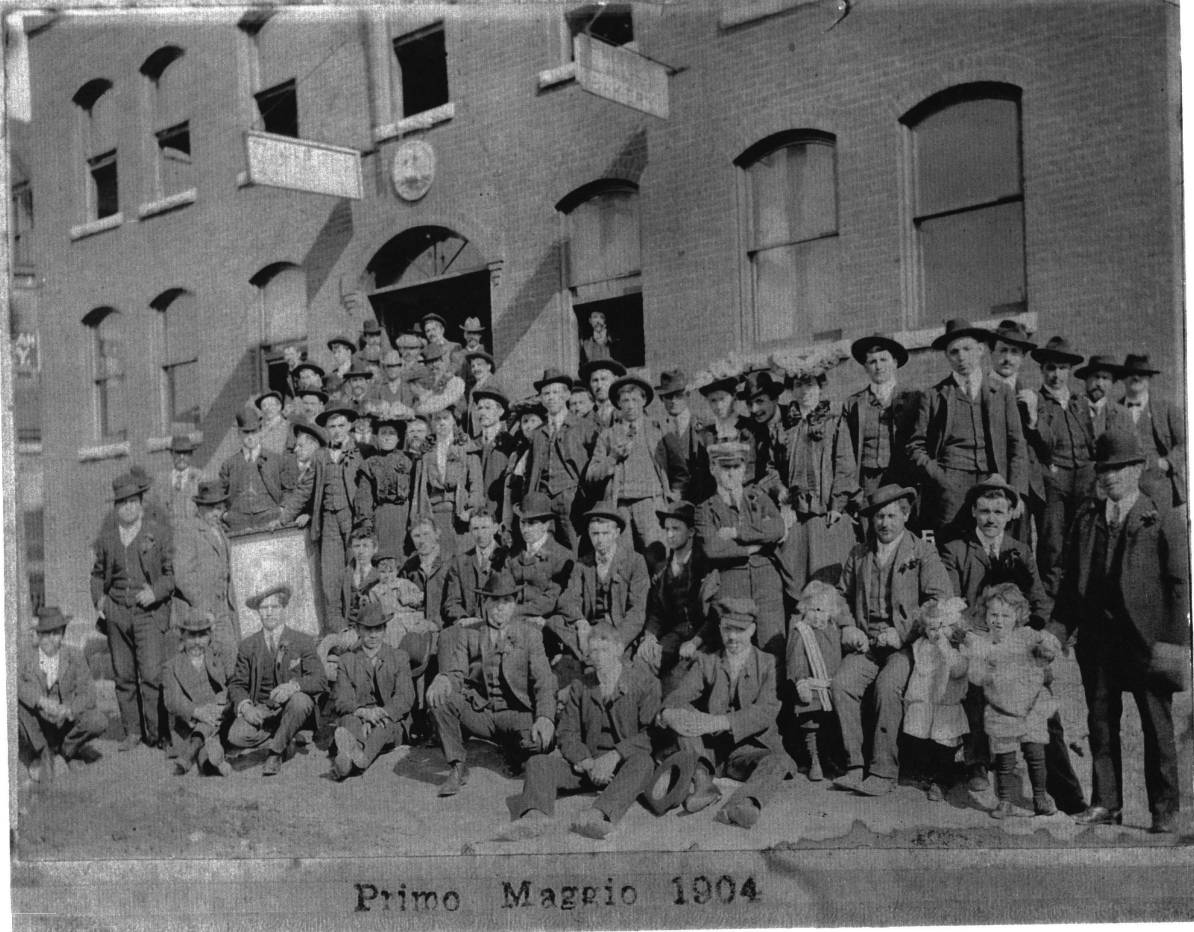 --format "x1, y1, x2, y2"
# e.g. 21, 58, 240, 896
252, 263, 307, 393
140, 46, 194, 201
73, 78, 119, 222
11, 180, 33, 268
83, 307, 127, 441
240, 11, 300, 137
153, 289, 201, 430
566, 4, 634, 49
254, 79, 299, 137
393, 23, 449, 118
904, 84, 1025, 323
737, 131, 839, 344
